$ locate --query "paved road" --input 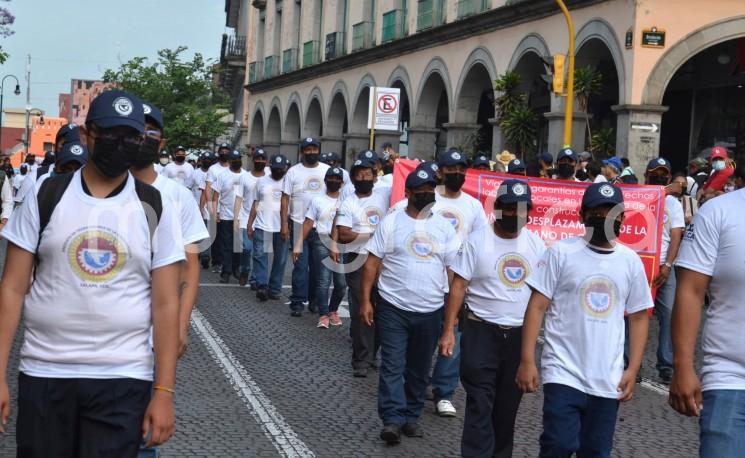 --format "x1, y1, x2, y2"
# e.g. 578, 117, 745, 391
0, 244, 701, 457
